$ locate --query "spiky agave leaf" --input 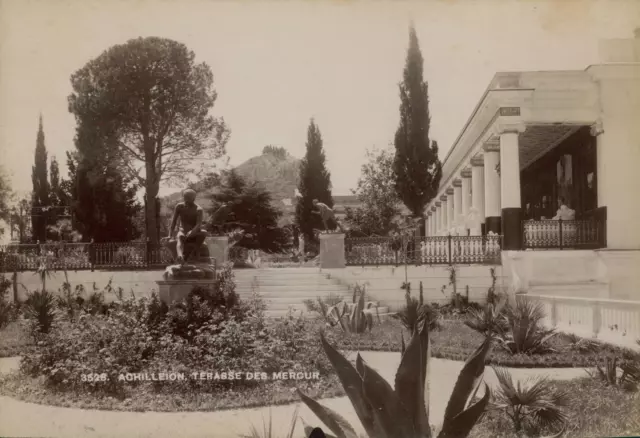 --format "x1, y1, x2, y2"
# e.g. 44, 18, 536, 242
442, 336, 492, 423
394, 317, 431, 436
296, 389, 358, 438
437, 384, 491, 438
400, 331, 406, 356
316, 334, 379, 436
